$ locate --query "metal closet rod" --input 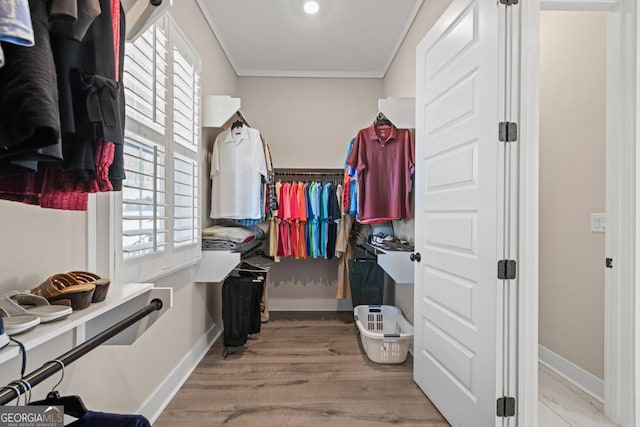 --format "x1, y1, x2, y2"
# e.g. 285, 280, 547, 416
0, 299, 163, 406
274, 168, 344, 177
